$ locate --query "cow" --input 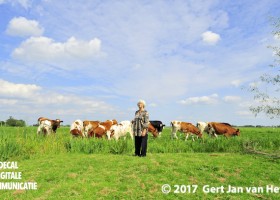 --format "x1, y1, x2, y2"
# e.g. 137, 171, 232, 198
170, 120, 202, 141
207, 122, 240, 138
87, 119, 118, 138
70, 119, 84, 137
83, 120, 100, 137
148, 123, 159, 137
108, 119, 118, 125
37, 117, 63, 135
37, 120, 52, 136
106, 120, 133, 140
149, 120, 165, 136
197, 121, 210, 136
